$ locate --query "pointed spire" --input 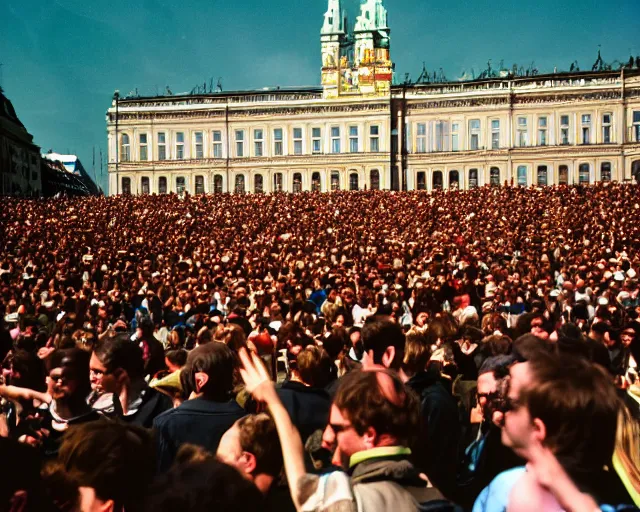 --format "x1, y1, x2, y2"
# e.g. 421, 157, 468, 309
355, 0, 388, 32
322, 0, 345, 35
